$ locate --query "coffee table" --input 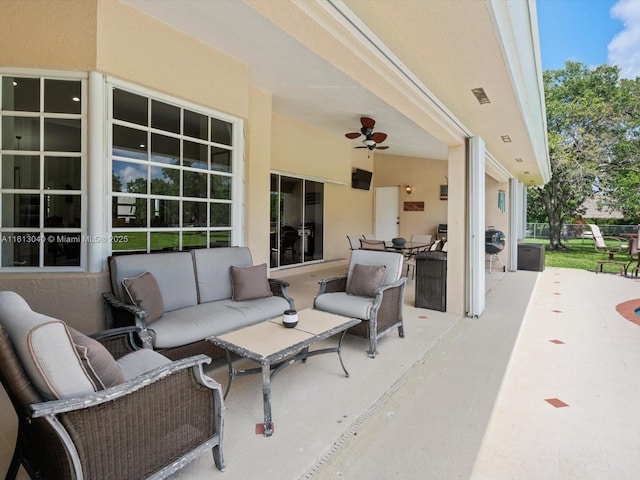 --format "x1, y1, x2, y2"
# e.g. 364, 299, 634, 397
207, 309, 361, 436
